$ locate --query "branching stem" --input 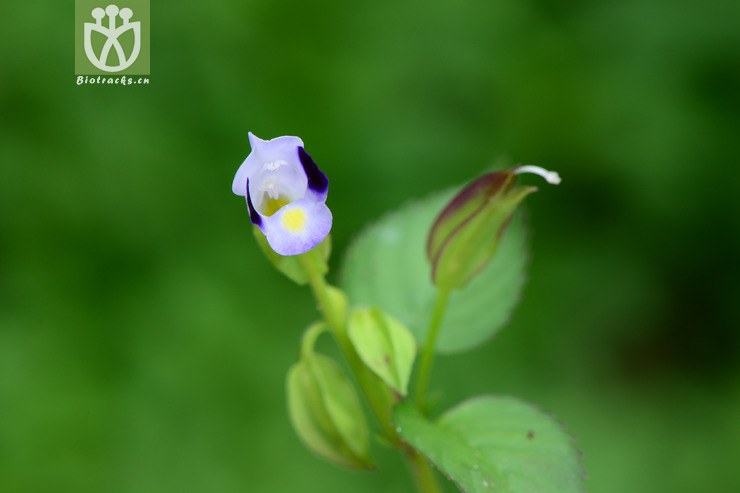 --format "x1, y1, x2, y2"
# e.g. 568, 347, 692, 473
298, 250, 395, 438
299, 249, 443, 493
